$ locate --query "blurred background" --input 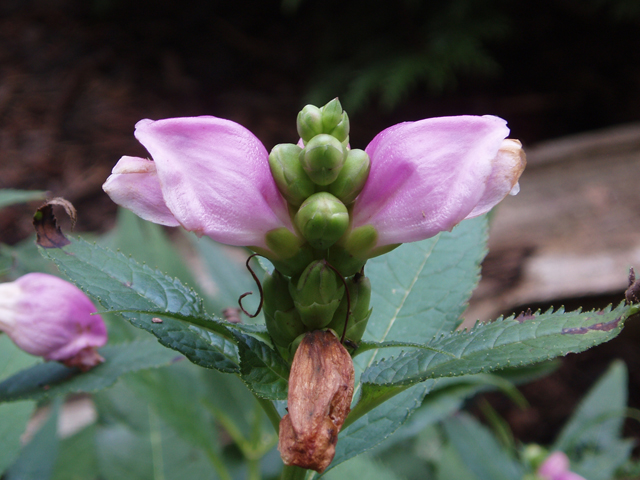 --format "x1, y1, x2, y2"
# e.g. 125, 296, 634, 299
1, 0, 640, 464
